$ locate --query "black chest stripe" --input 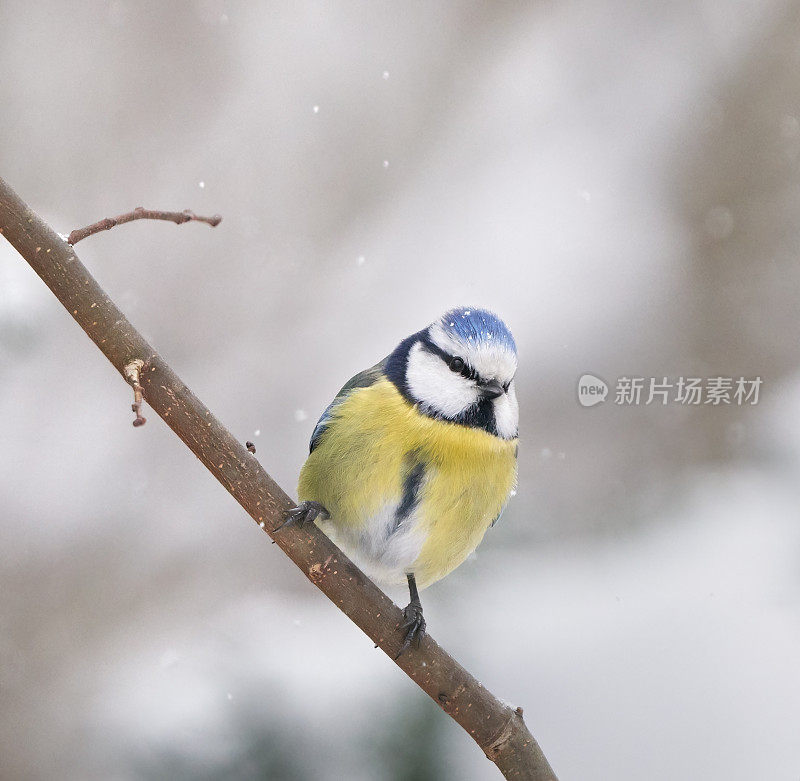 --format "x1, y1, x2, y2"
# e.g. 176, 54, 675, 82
392, 461, 426, 533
